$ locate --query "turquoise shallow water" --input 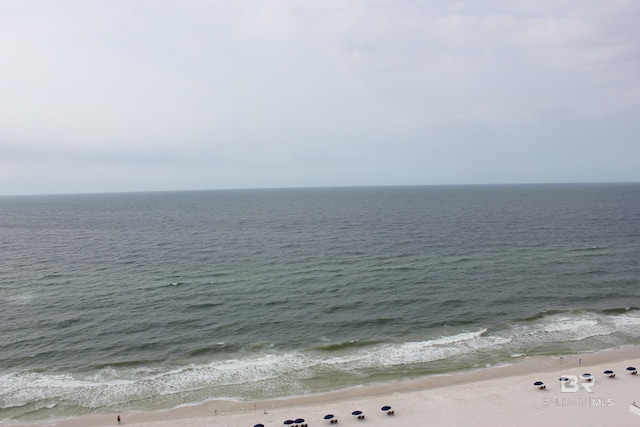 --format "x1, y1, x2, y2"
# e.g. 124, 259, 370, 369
1, 184, 639, 421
